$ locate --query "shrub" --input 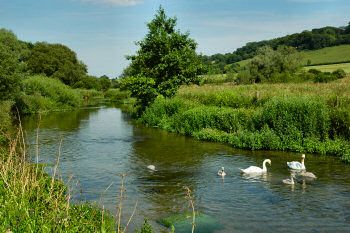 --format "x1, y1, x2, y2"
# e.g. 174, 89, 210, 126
256, 97, 330, 140
236, 70, 254, 85
332, 69, 346, 79
18, 75, 81, 113
173, 106, 252, 135
104, 89, 130, 102
329, 108, 350, 140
